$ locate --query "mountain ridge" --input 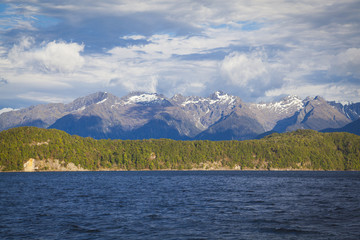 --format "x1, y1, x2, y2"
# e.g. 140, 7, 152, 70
1, 91, 359, 140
